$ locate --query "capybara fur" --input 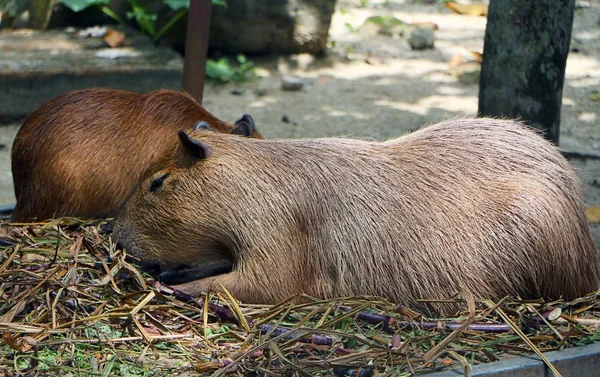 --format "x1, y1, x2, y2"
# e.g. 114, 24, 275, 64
11, 88, 261, 221
113, 118, 599, 312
